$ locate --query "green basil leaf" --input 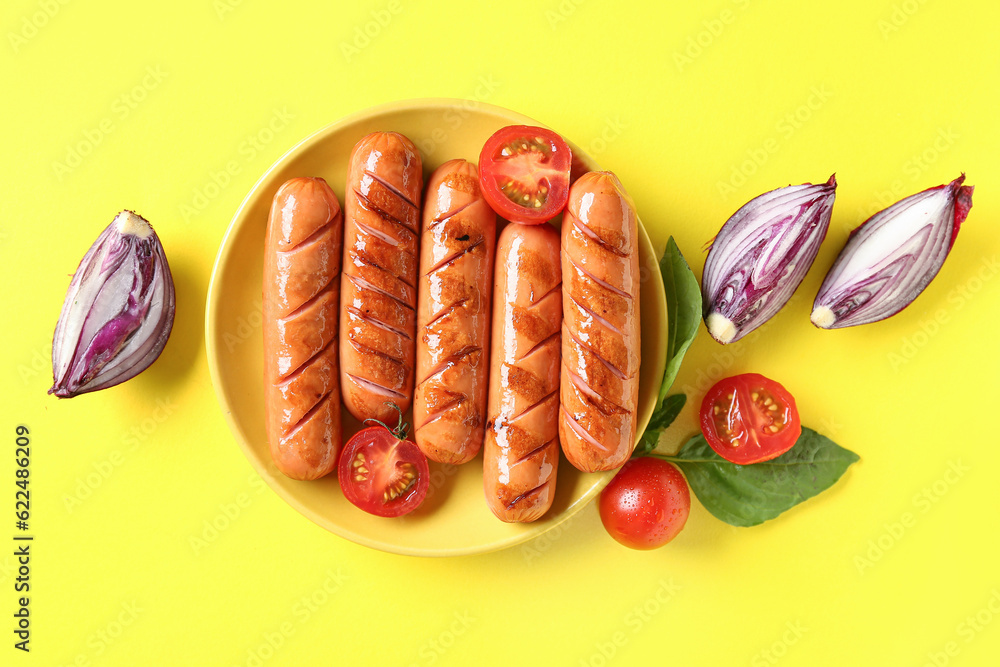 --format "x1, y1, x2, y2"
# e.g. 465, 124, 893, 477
634, 393, 686, 457
659, 237, 702, 404
667, 427, 860, 527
